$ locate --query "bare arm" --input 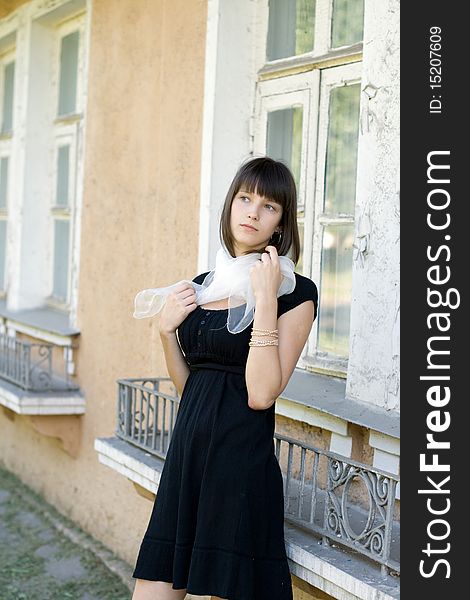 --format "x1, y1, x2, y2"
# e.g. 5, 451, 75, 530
245, 247, 316, 410
245, 296, 281, 409
246, 296, 316, 411
159, 330, 190, 397
158, 281, 198, 397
